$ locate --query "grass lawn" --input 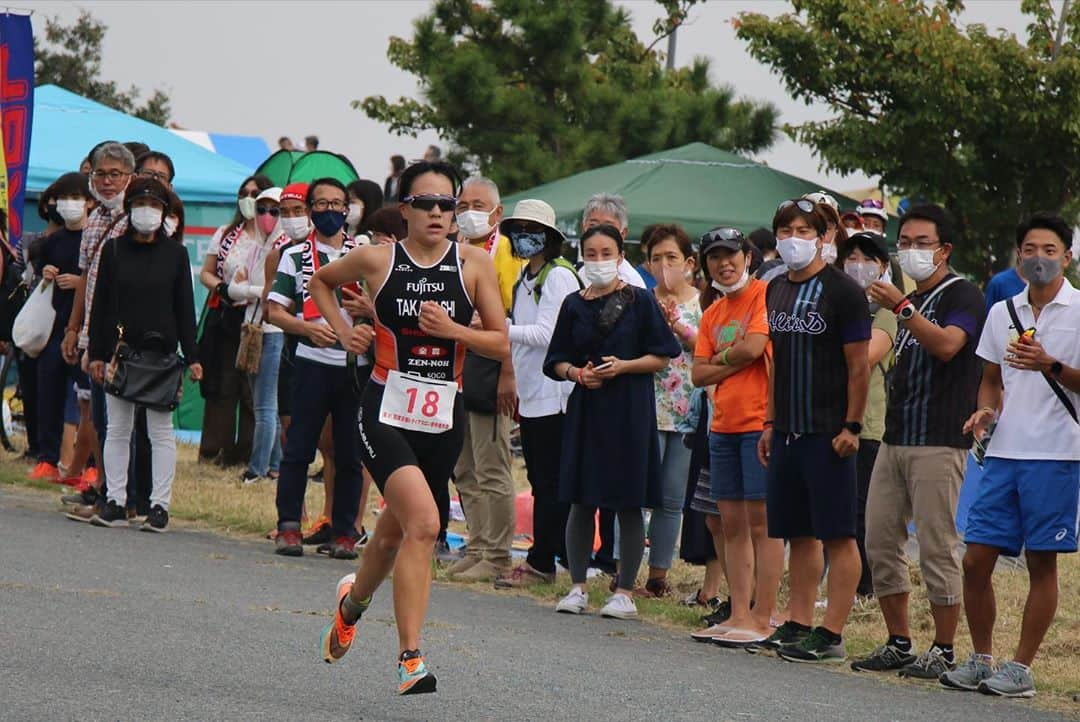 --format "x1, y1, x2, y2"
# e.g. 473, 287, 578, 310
3, 442, 1078, 713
